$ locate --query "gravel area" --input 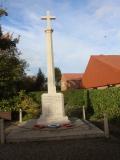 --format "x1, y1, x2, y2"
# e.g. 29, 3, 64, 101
0, 138, 120, 160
